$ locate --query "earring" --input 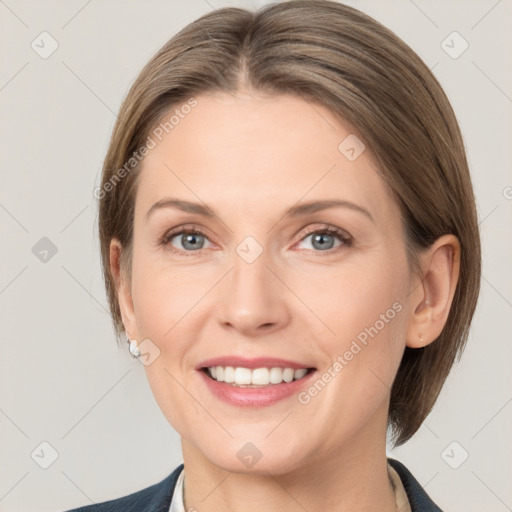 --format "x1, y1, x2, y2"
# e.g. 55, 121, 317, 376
127, 338, 141, 358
